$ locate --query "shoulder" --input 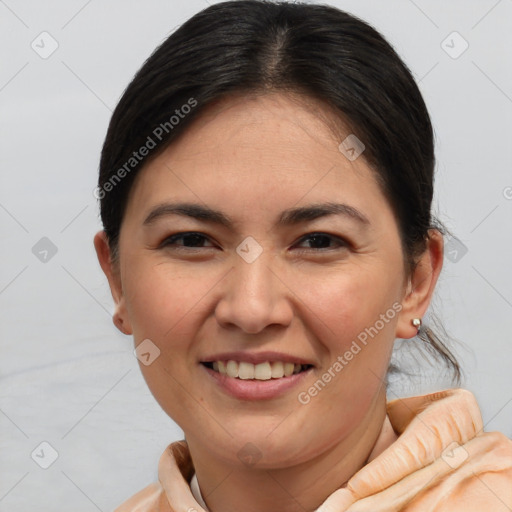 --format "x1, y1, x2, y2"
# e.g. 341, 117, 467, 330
113, 481, 171, 512
387, 389, 512, 511
337, 388, 512, 510
113, 440, 194, 512
432, 431, 512, 511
